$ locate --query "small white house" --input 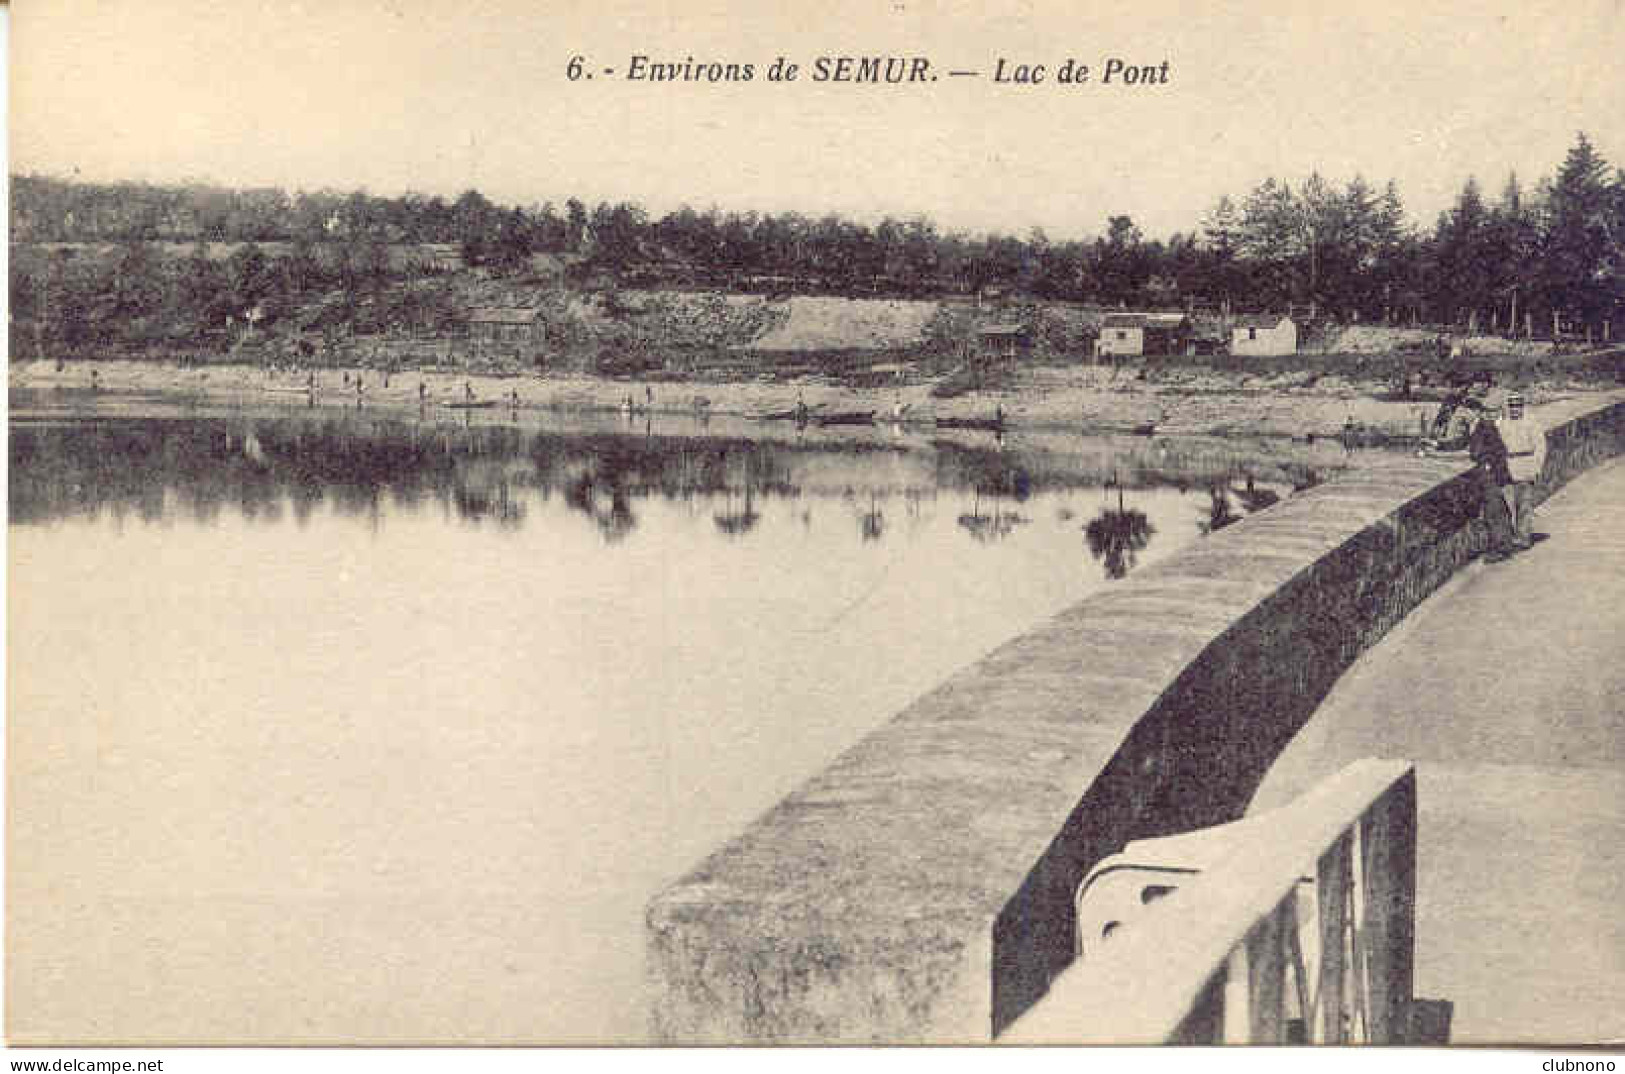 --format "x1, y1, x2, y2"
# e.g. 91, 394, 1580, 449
1097, 313, 1190, 358
1230, 314, 1297, 356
